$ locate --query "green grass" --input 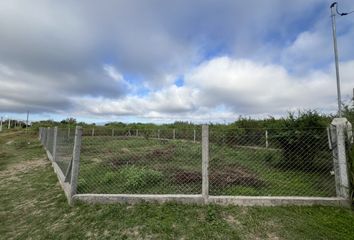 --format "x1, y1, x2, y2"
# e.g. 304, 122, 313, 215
1, 130, 354, 239
77, 135, 335, 197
